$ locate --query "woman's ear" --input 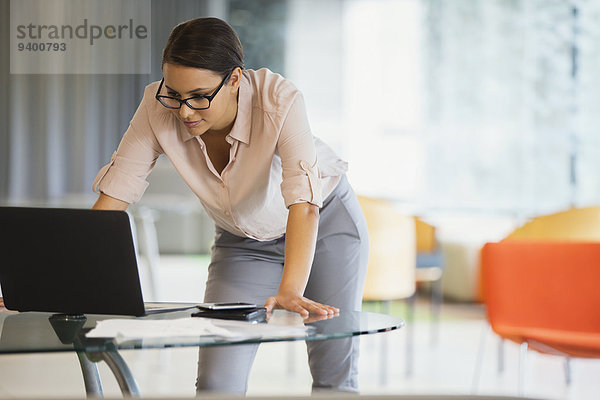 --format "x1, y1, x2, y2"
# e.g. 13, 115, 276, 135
228, 67, 242, 93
